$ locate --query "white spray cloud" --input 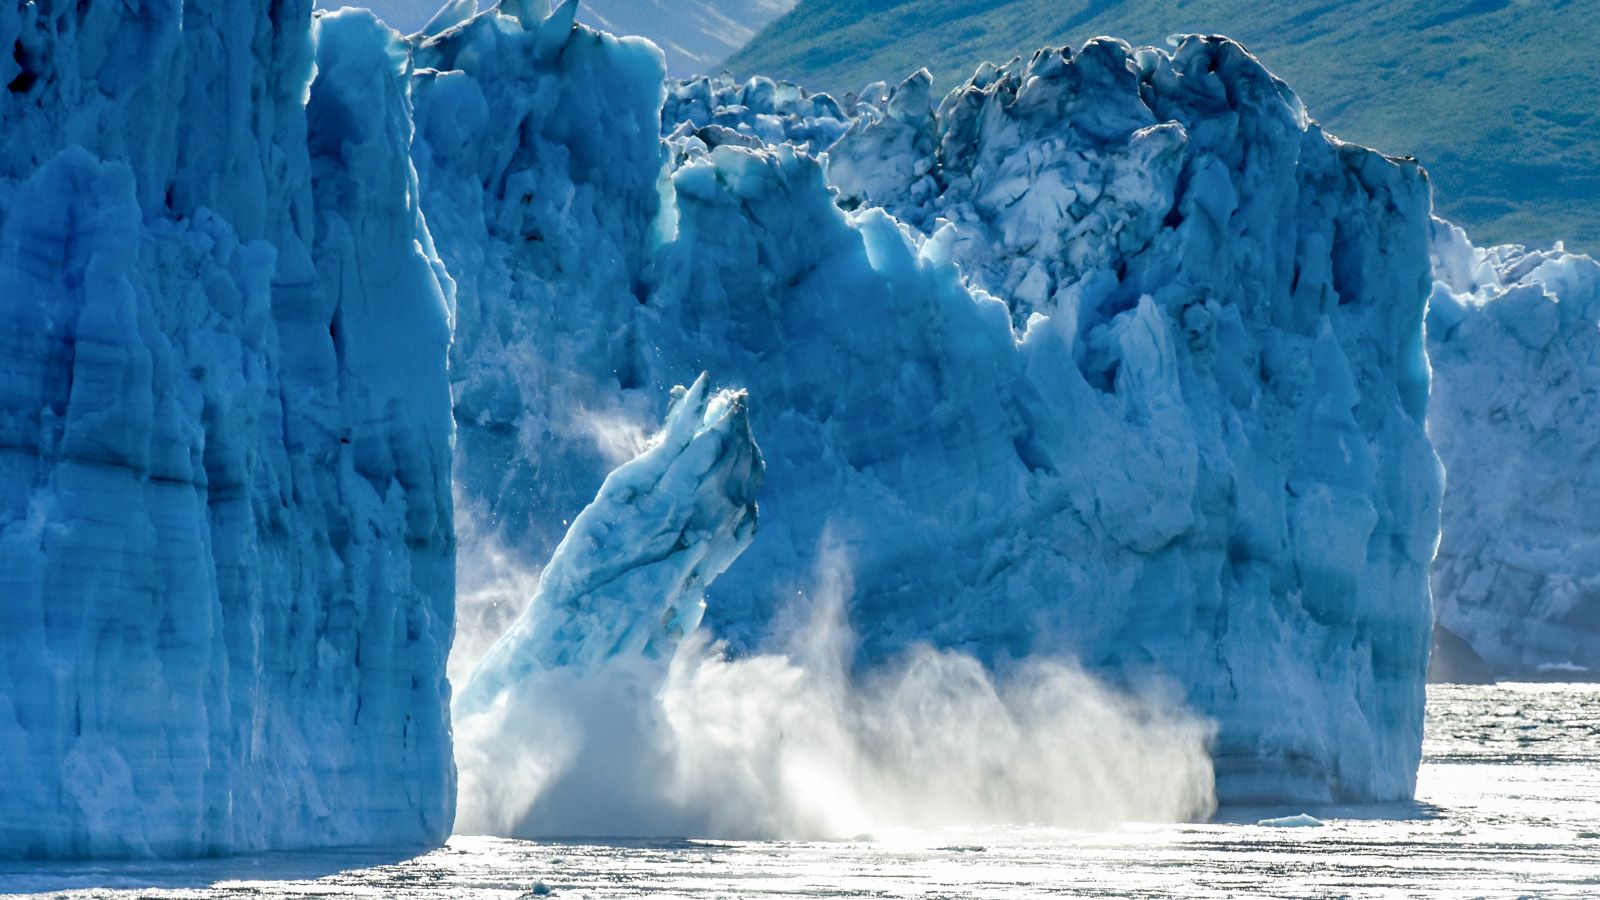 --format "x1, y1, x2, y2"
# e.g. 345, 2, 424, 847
451, 546, 1216, 839
574, 403, 657, 466
449, 498, 542, 687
